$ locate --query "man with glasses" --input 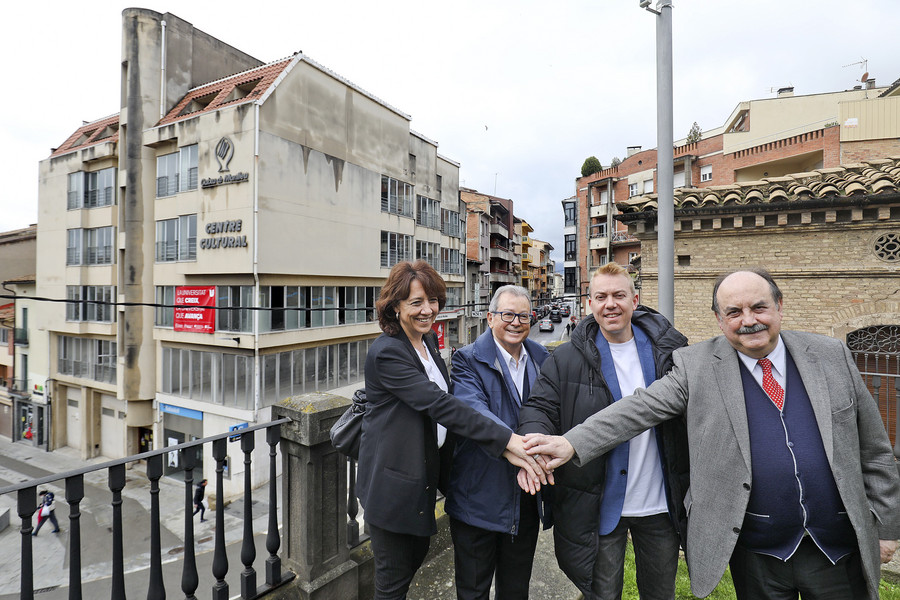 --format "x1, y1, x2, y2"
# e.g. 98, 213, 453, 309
518, 263, 689, 600
445, 285, 550, 599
